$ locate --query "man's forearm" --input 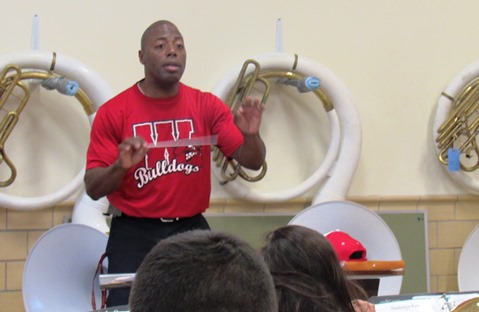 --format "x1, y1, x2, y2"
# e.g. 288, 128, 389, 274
84, 161, 128, 200
231, 133, 266, 170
